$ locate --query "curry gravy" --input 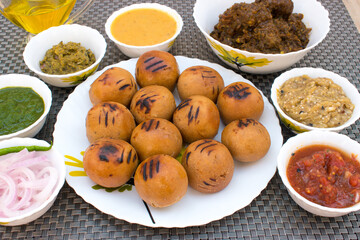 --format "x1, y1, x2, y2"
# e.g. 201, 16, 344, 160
110, 8, 177, 46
